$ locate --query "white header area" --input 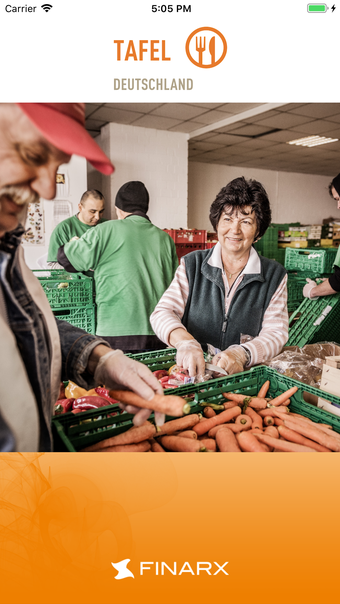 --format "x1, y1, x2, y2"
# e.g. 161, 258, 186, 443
0, 0, 338, 101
